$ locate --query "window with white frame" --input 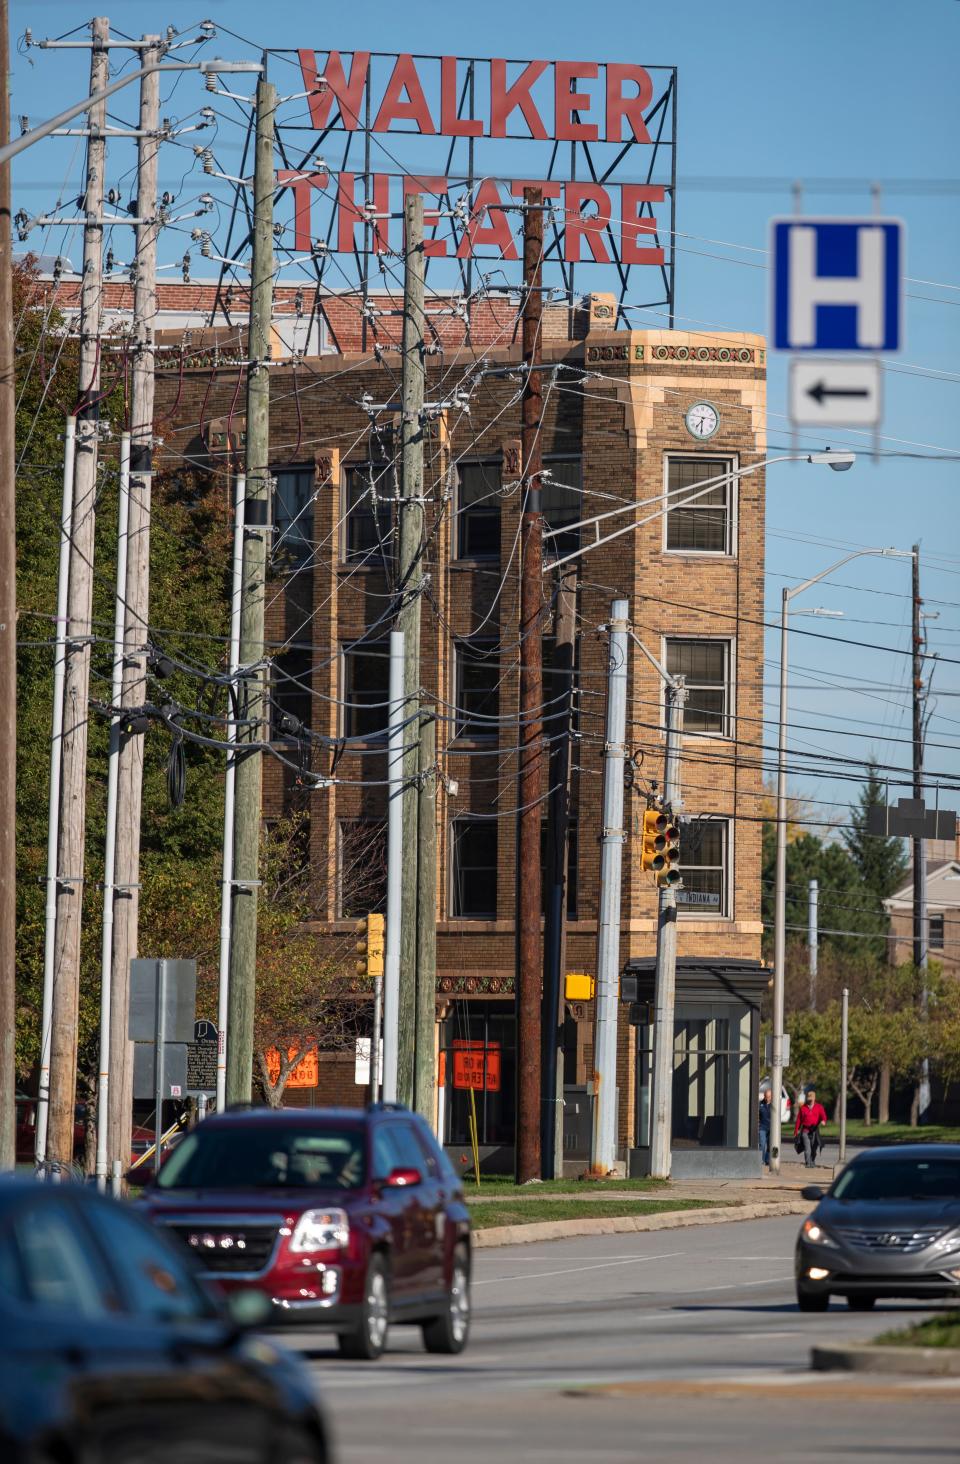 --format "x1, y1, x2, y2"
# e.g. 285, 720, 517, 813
664, 455, 736, 555
665, 638, 733, 738
678, 818, 730, 916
